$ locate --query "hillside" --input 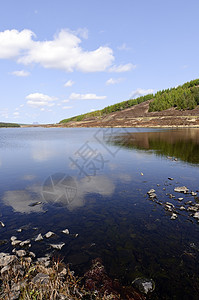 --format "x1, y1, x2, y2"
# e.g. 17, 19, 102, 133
0, 122, 20, 128
59, 79, 199, 128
